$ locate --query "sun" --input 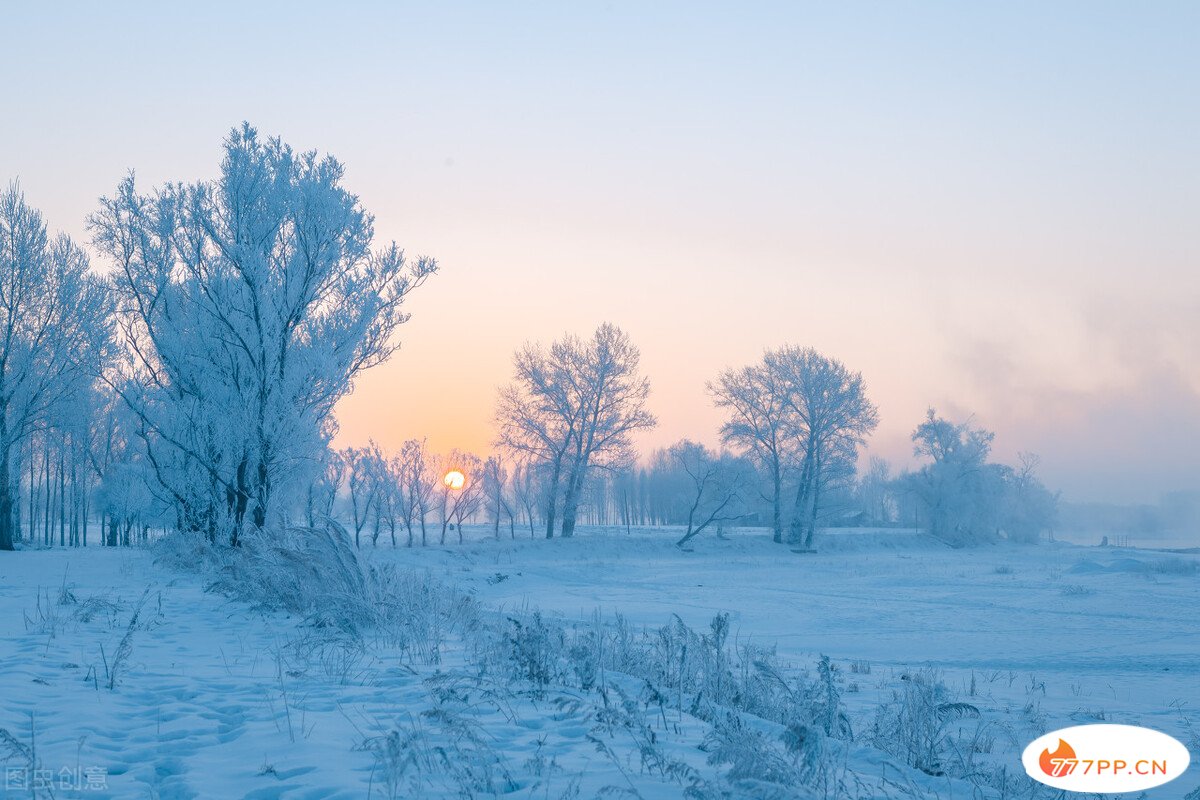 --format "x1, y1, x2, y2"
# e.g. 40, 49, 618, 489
443, 470, 466, 490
